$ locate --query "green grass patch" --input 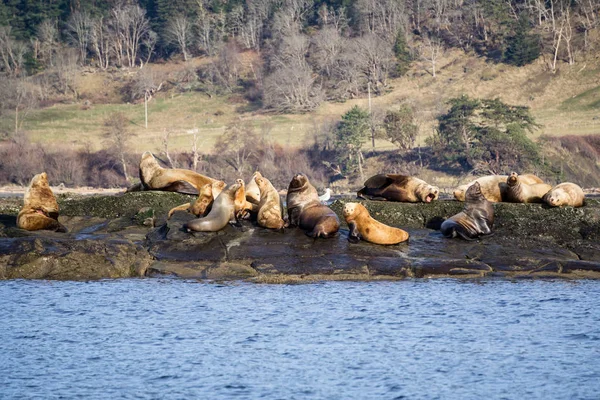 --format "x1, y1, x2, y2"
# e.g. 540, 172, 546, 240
561, 85, 600, 111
